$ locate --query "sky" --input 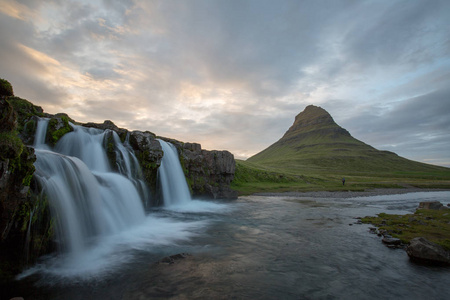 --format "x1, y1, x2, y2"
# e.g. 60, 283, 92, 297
1, 0, 449, 167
